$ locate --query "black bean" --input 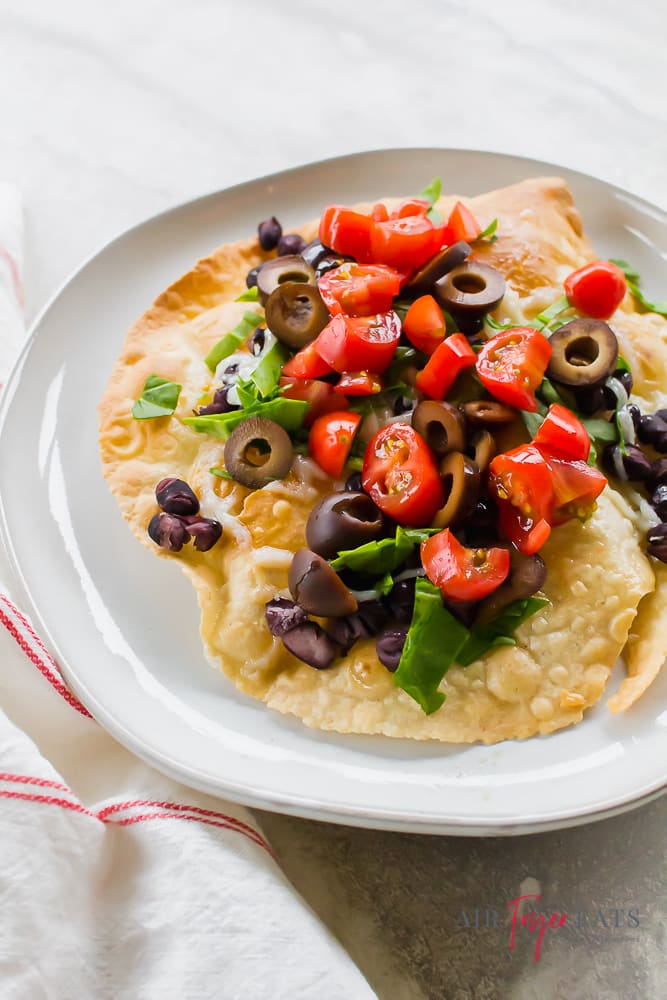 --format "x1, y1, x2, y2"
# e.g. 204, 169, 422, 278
615, 369, 633, 395
344, 471, 364, 492
249, 327, 266, 355
651, 484, 667, 520
393, 396, 415, 415
638, 413, 667, 451
647, 523, 667, 562
246, 265, 260, 289
277, 233, 306, 256
626, 403, 642, 432
357, 600, 389, 634
281, 622, 338, 669
258, 217, 282, 251
181, 516, 223, 552
620, 445, 653, 481
197, 387, 240, 416
656, 409, 667, 423
155, 478, 200, 516
328, 613, 370, 655
648, 458, 667, 485
575, 383, 613, 415
460, 496, 499, 547
376, 627, 407, 672
265, 598, 308, 637
387, 578, 416, 623
148, 512, 190, 551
